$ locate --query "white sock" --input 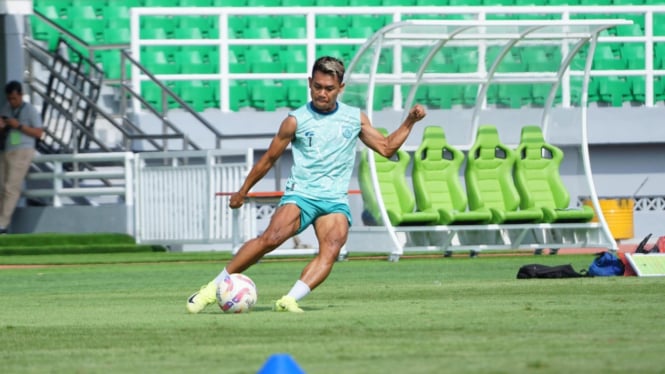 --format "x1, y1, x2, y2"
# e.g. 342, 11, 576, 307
286, 280, 311, 301
213, 268, 230, 285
